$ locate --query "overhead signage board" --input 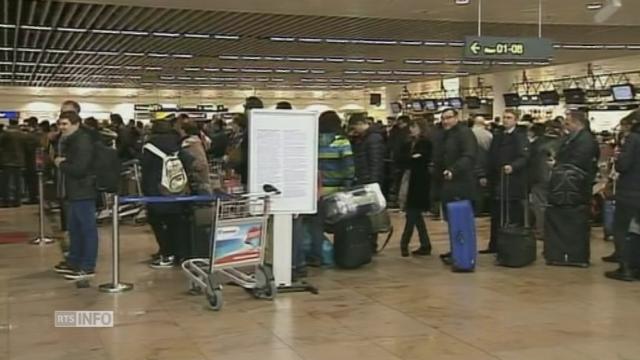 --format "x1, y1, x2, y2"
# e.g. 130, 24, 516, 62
464, 36, 553, 60
134, 104, 162, 111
